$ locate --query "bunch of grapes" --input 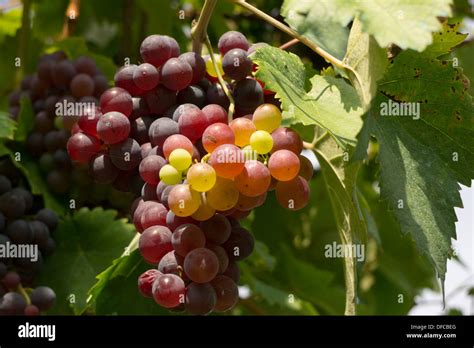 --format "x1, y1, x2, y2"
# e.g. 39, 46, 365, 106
7, 52, 109, 196
67, 31, 313, 314
0, 159, 58, 316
